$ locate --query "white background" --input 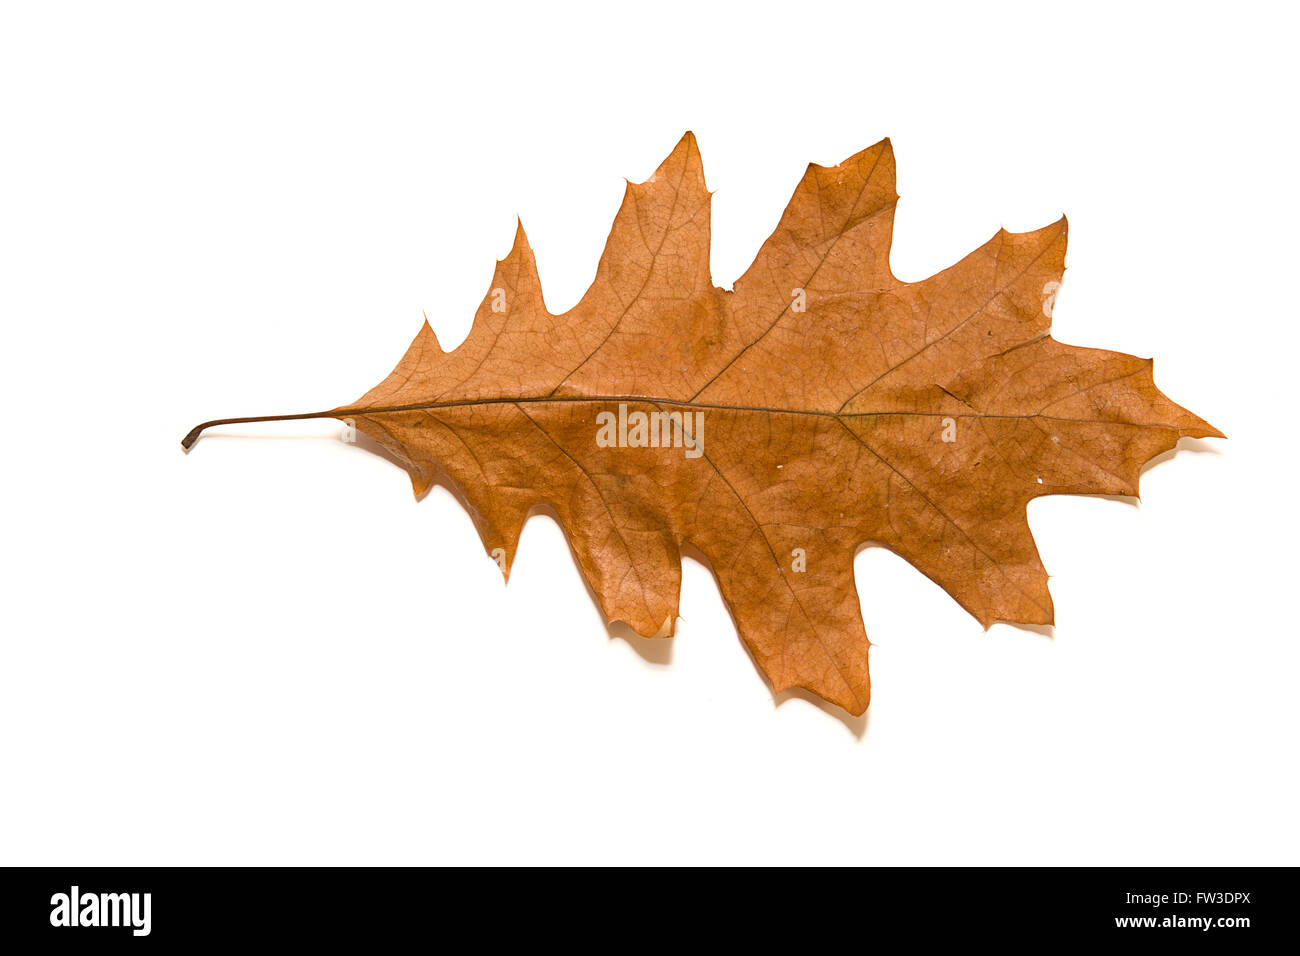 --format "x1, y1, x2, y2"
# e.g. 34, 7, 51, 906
2, 1, 1296, 865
